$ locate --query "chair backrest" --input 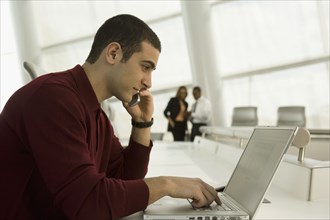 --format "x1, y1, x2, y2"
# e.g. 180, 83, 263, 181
231, 106, 258, 127
23, 61, 46, 80
277, 106, 306, 127
150, 132, 165, 141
